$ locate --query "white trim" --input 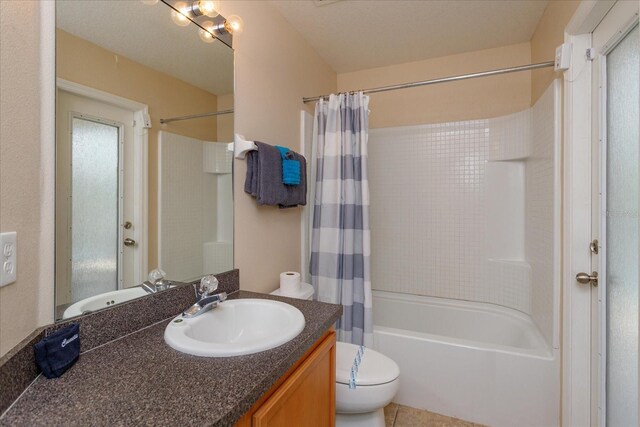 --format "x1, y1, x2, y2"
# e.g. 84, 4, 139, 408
299, 111, 307, 281
597, 52, 608, 427
551, 79, 562, 351
299, 110, 314, 282
566, 1, 616, 35
591, 1, 639, 55
562, 29, 594, 427
157, 131, 164, 274
56, 78, 149, 286
39, 0, 56, 325
56, 79, 148, 112
133, 109, 149, 284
